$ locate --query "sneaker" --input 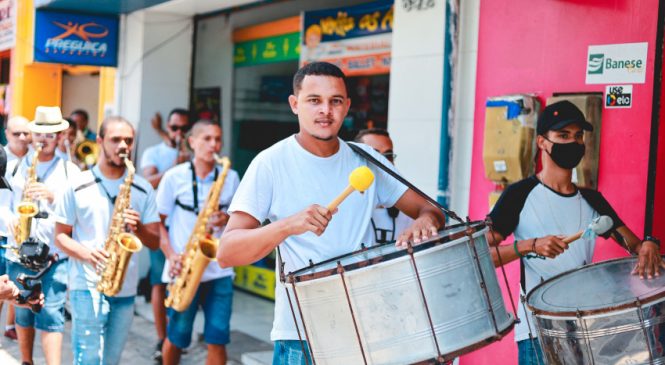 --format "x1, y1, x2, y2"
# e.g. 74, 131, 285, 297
3, 328, 17, 341
151, 339, 164, 362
